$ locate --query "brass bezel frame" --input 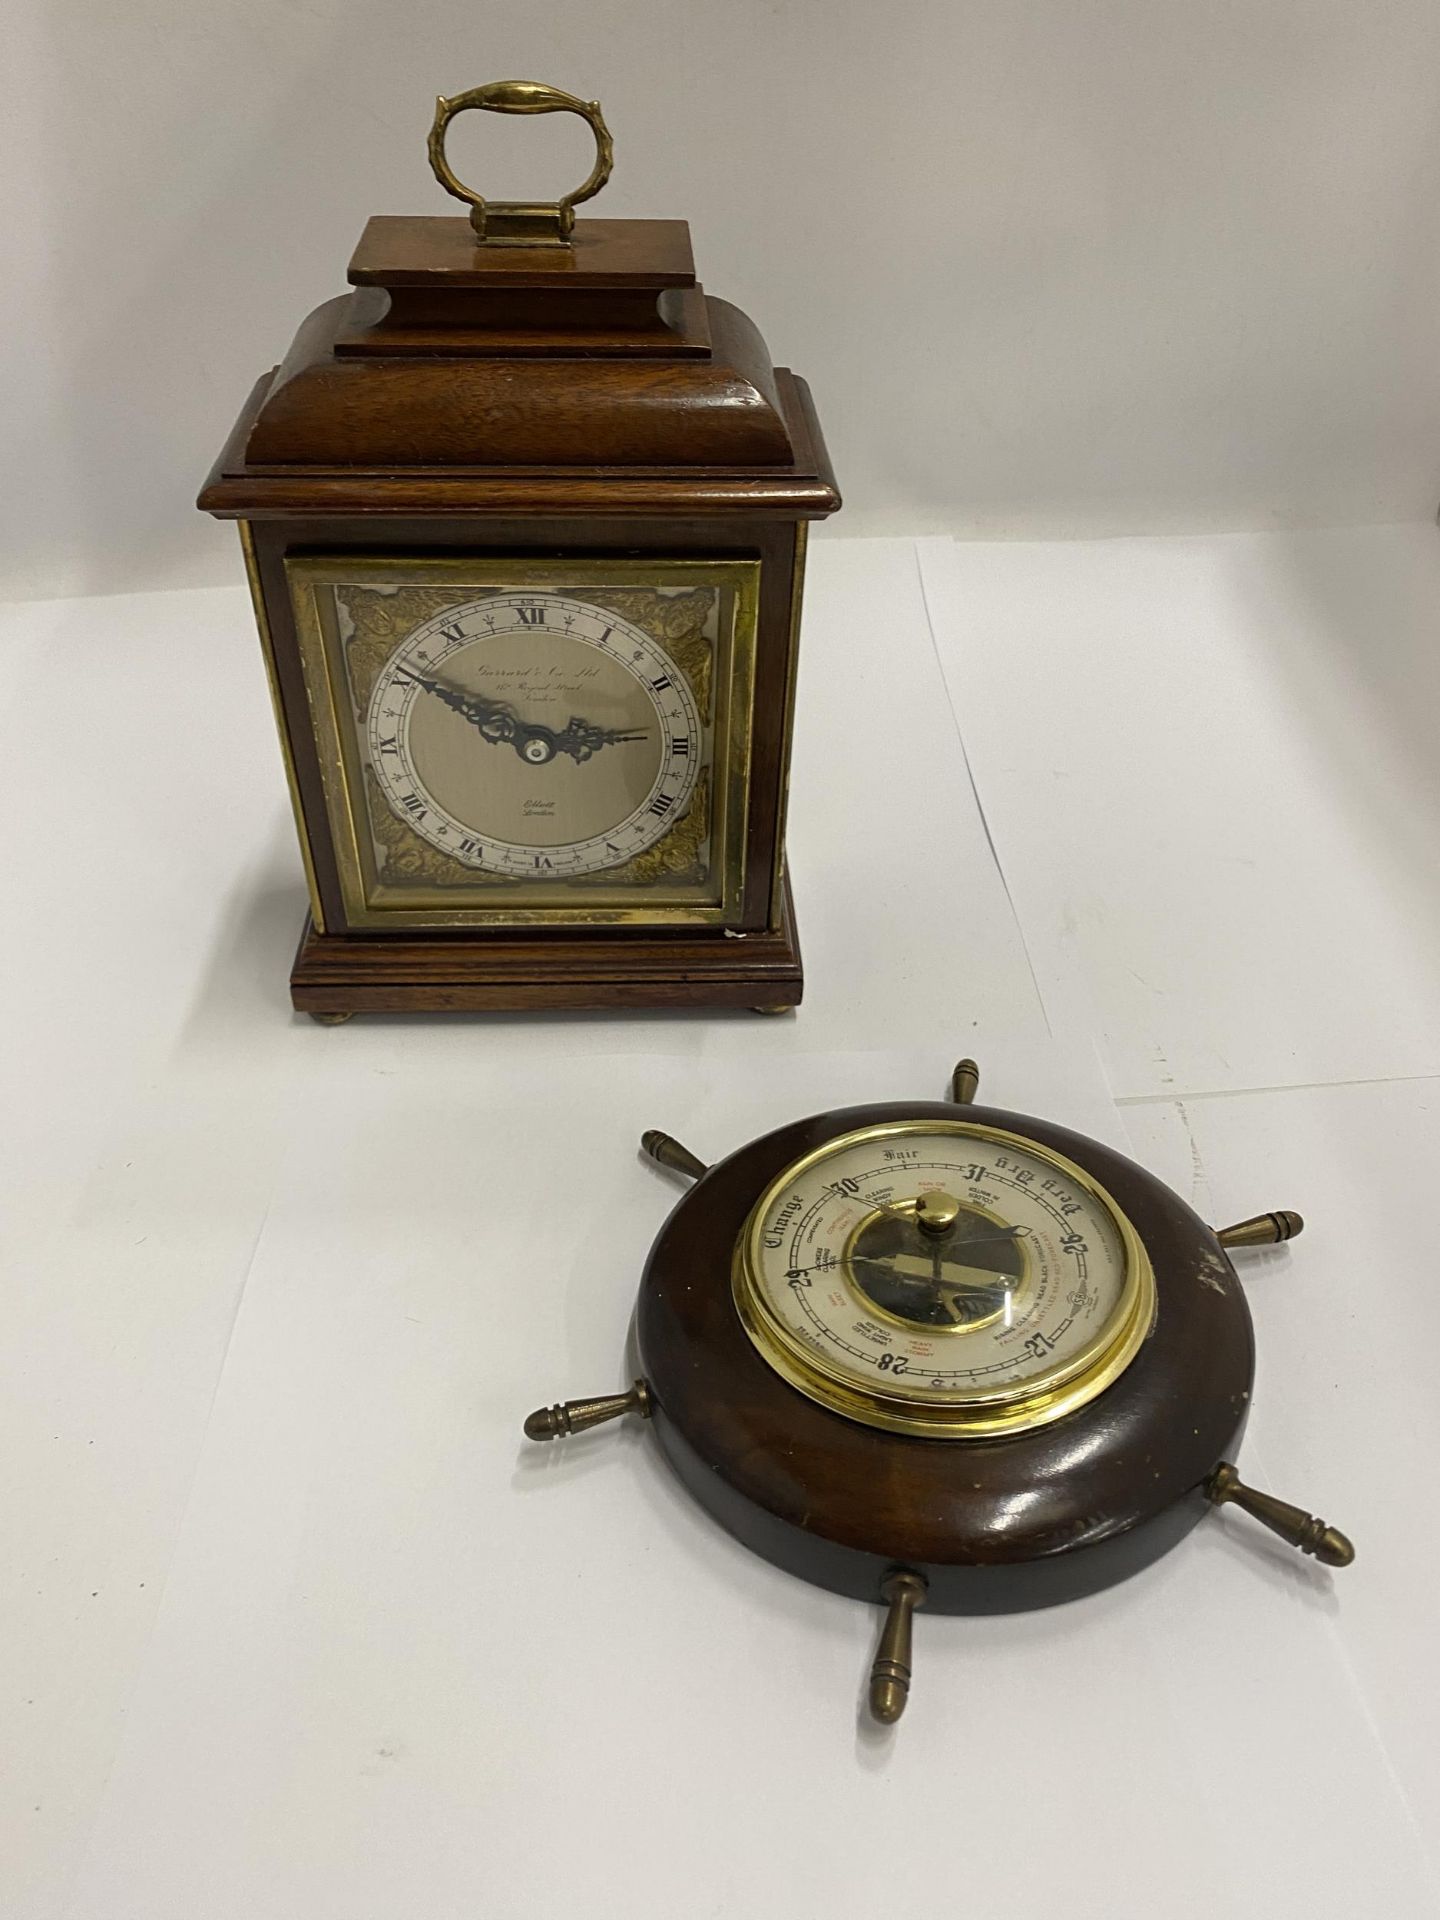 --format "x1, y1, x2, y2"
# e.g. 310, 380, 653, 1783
285, 553, 762, 931
732, 1119, 1157, 1440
